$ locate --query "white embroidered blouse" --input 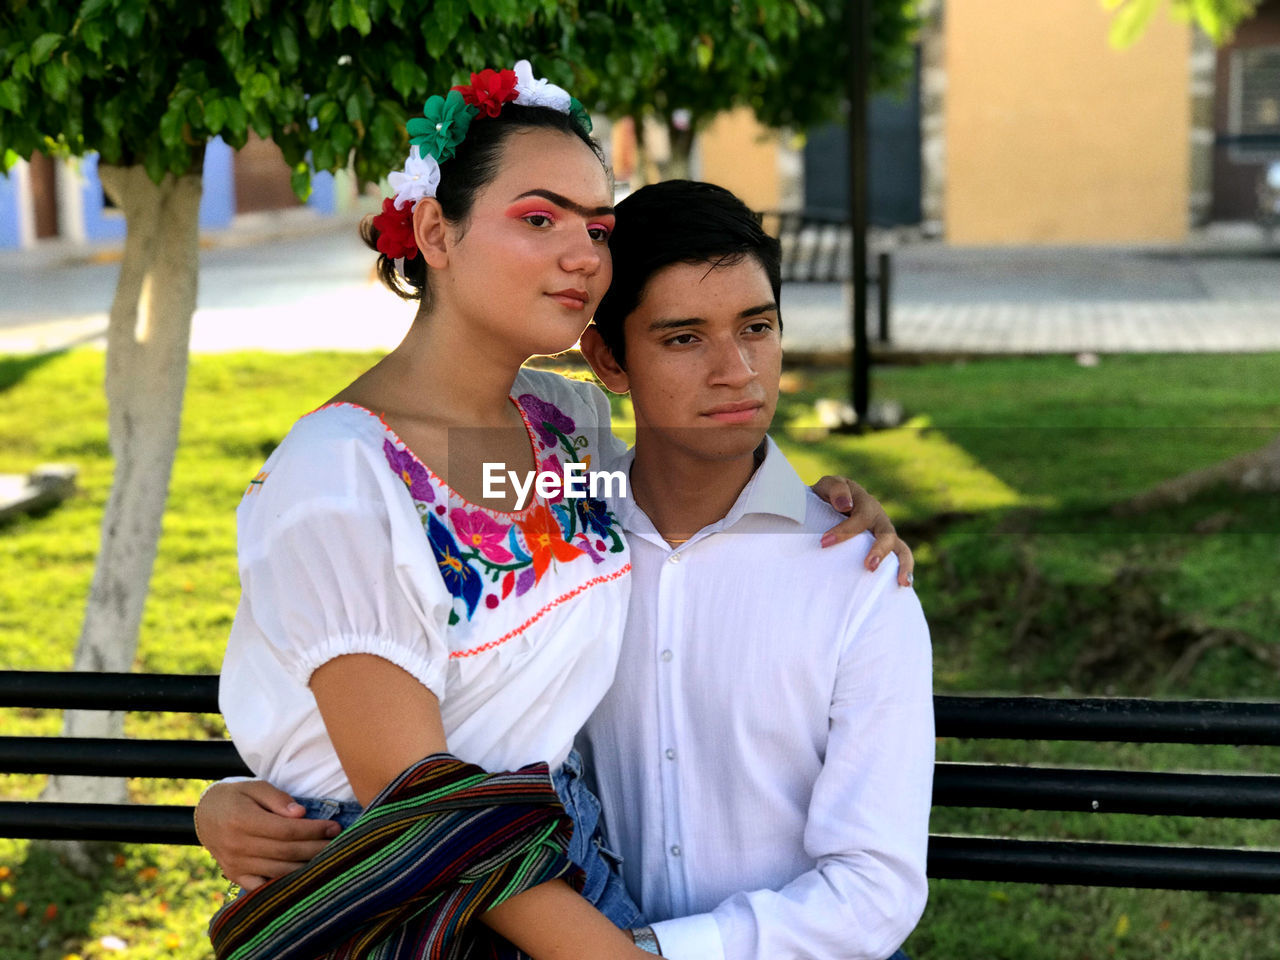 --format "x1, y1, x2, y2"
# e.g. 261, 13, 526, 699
219, 368, 631, 801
